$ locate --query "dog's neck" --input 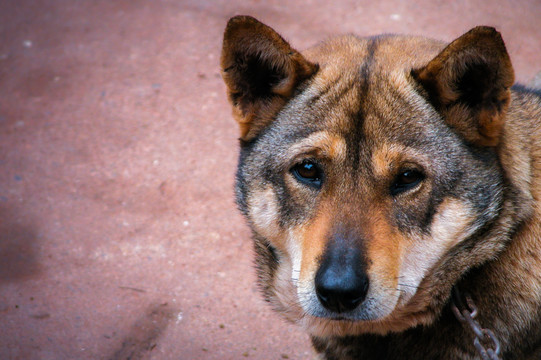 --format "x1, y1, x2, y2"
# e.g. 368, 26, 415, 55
461, 88, 541, 353
497, 89, 538, 221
